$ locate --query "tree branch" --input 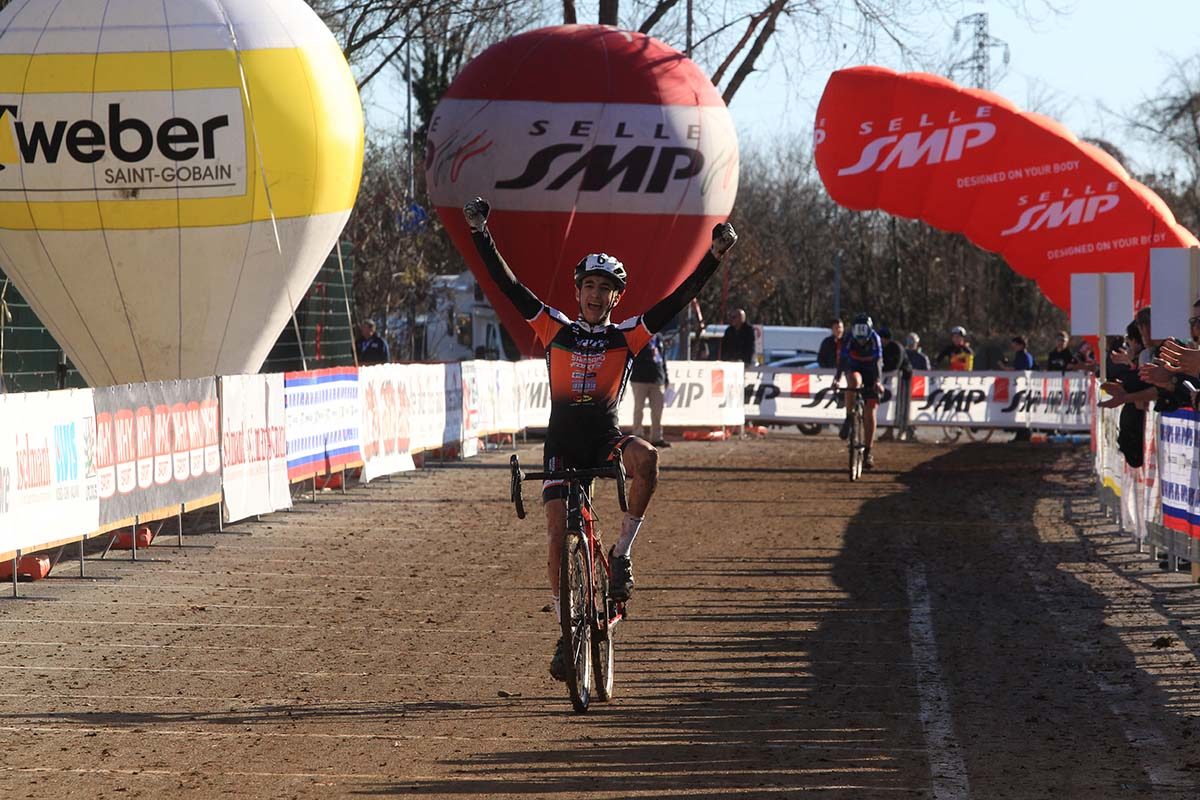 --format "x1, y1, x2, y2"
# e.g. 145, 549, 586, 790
638, 0, 678, 35
721, 0, 785, 105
